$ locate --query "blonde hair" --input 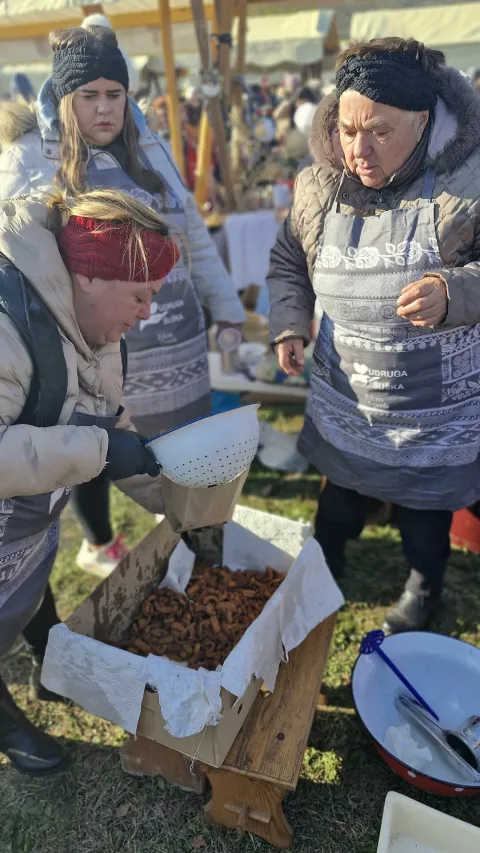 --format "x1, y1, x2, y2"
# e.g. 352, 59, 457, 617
49, 187, 176, 281
50, 26, 164, 197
